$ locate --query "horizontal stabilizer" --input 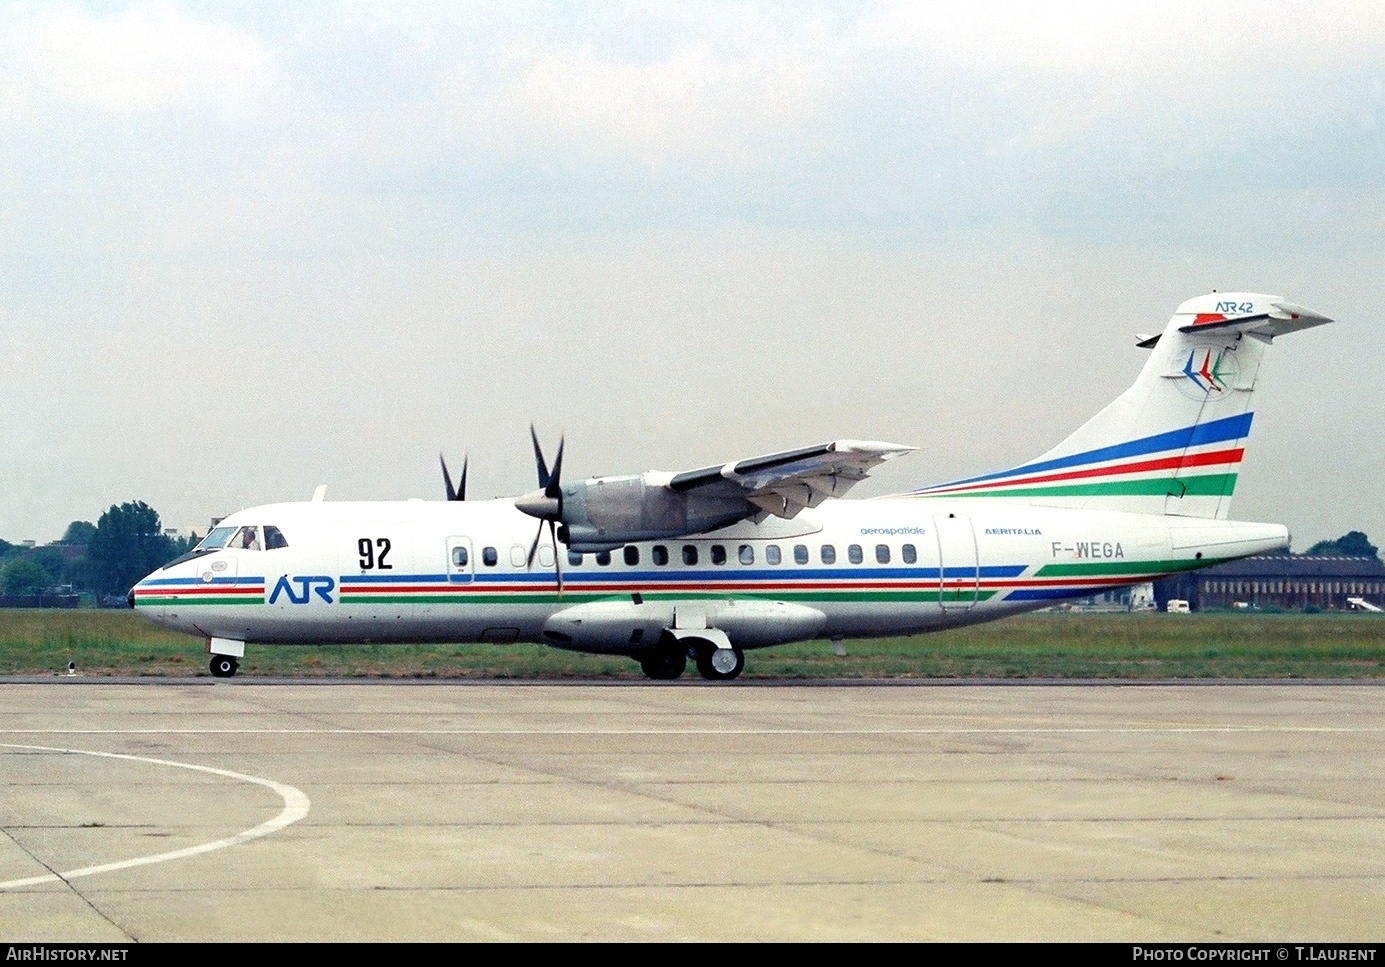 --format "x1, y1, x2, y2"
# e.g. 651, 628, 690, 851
1177, 300, 1332, 341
